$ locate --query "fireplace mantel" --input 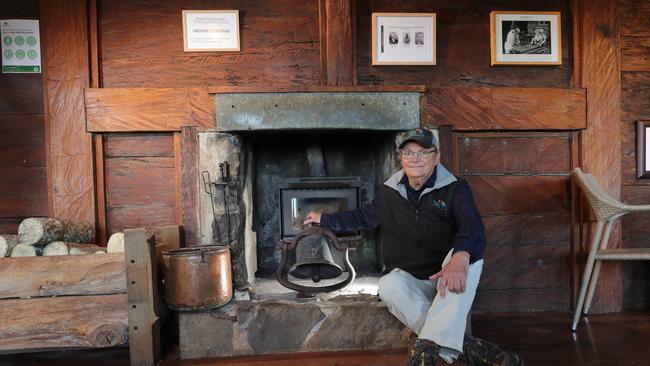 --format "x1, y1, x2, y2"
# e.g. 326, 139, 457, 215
83, 85, 585, 133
